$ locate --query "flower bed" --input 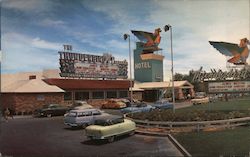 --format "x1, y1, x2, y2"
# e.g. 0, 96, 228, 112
128, 110, 250, 122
